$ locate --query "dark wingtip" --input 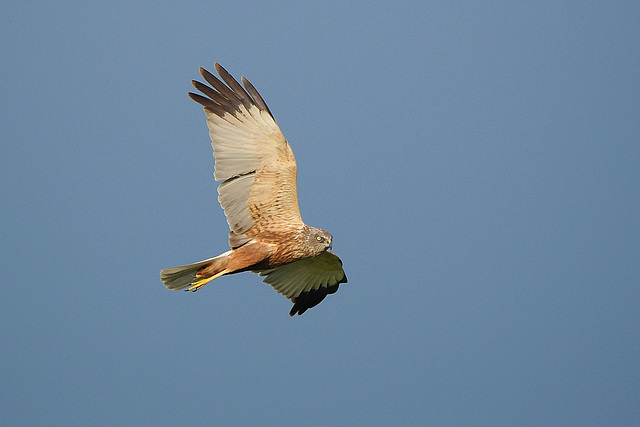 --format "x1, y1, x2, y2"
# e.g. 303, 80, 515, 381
188, 92, 226, 115
214, 62, 230, 78
288, 283, 340, 316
